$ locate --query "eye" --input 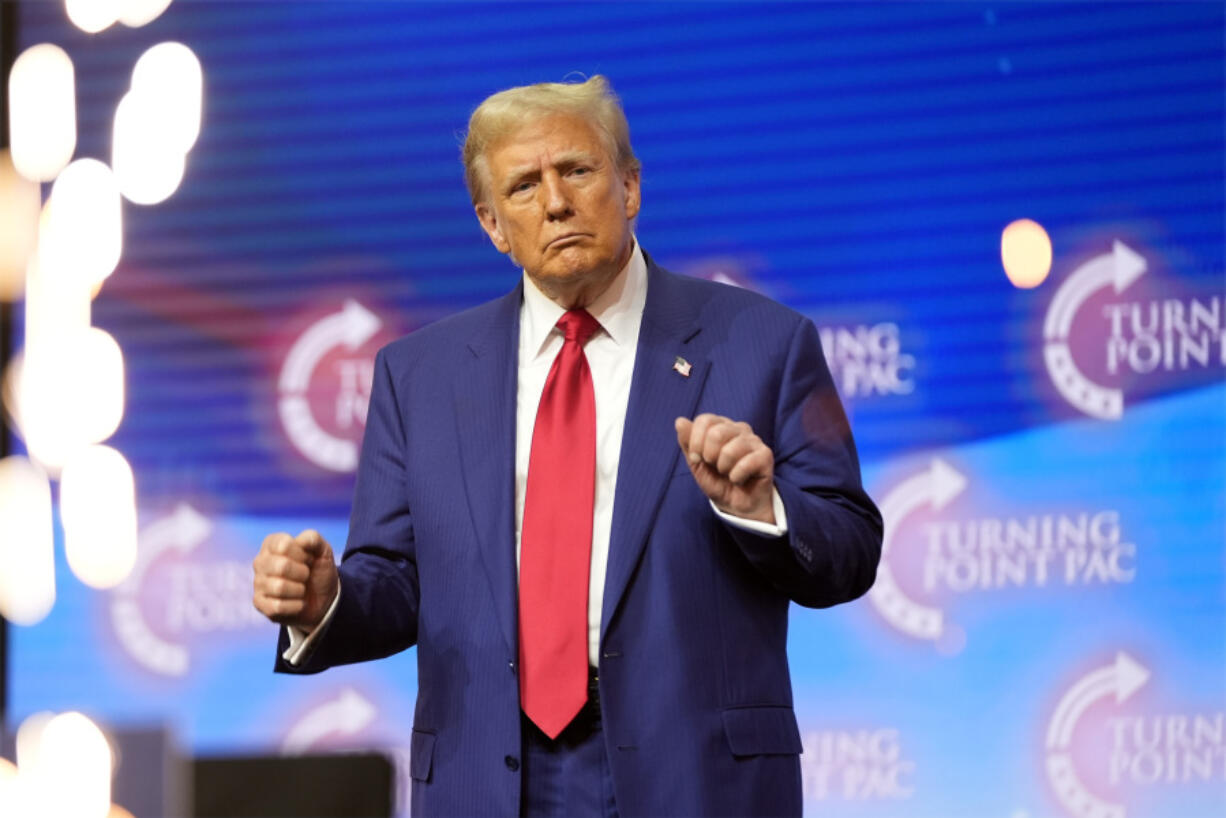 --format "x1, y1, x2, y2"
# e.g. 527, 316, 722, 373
569, 166, 591, 177
510, 180, 535, 195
